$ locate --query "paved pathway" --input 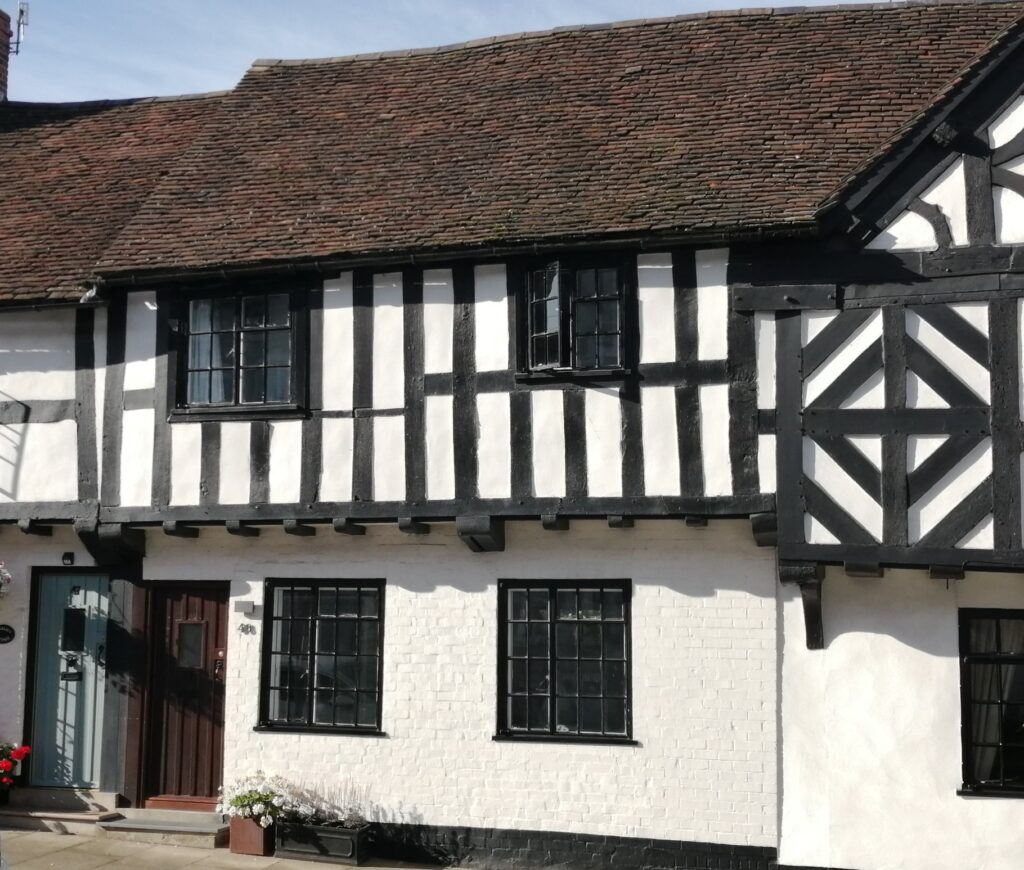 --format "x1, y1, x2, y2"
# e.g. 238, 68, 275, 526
1, 829, 431, 869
